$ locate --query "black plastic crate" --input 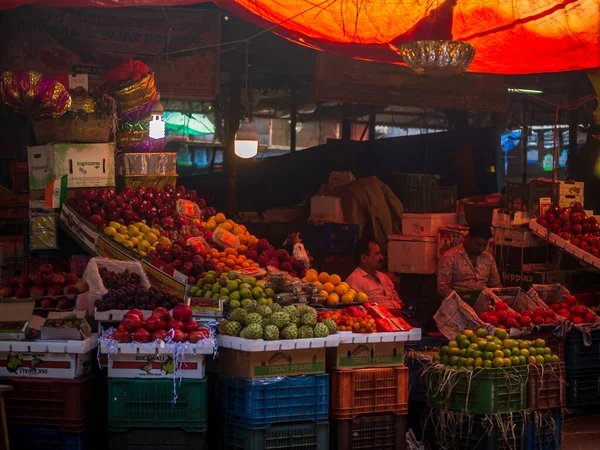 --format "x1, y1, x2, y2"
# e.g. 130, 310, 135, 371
331, 413, 406, 450
527, 409, 562, 450
424, 408, 526, 450
403, 185, 457, 214
9, 427, 89, 450
301, 223, 359, 255
566, 367, 600, 406
109, 429, 205, 450
222, 422, 329, 450
564, 330, 600, 370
